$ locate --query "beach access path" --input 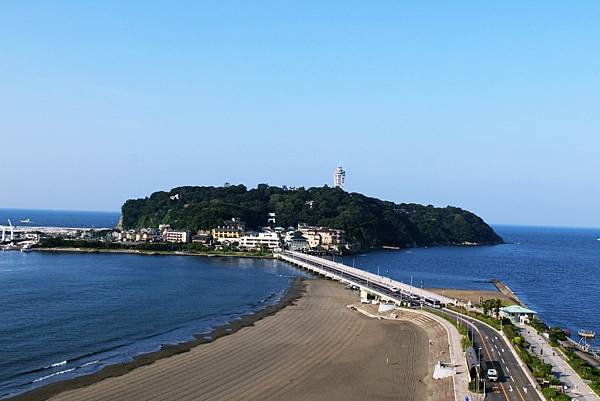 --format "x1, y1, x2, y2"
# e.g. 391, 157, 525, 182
39, 279, 438, 401
519, 325, 600, 401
